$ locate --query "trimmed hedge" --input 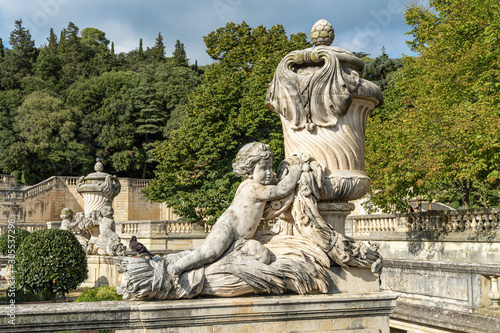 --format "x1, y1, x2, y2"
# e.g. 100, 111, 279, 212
0, 228, 30, 255
14, 229, 88, 302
